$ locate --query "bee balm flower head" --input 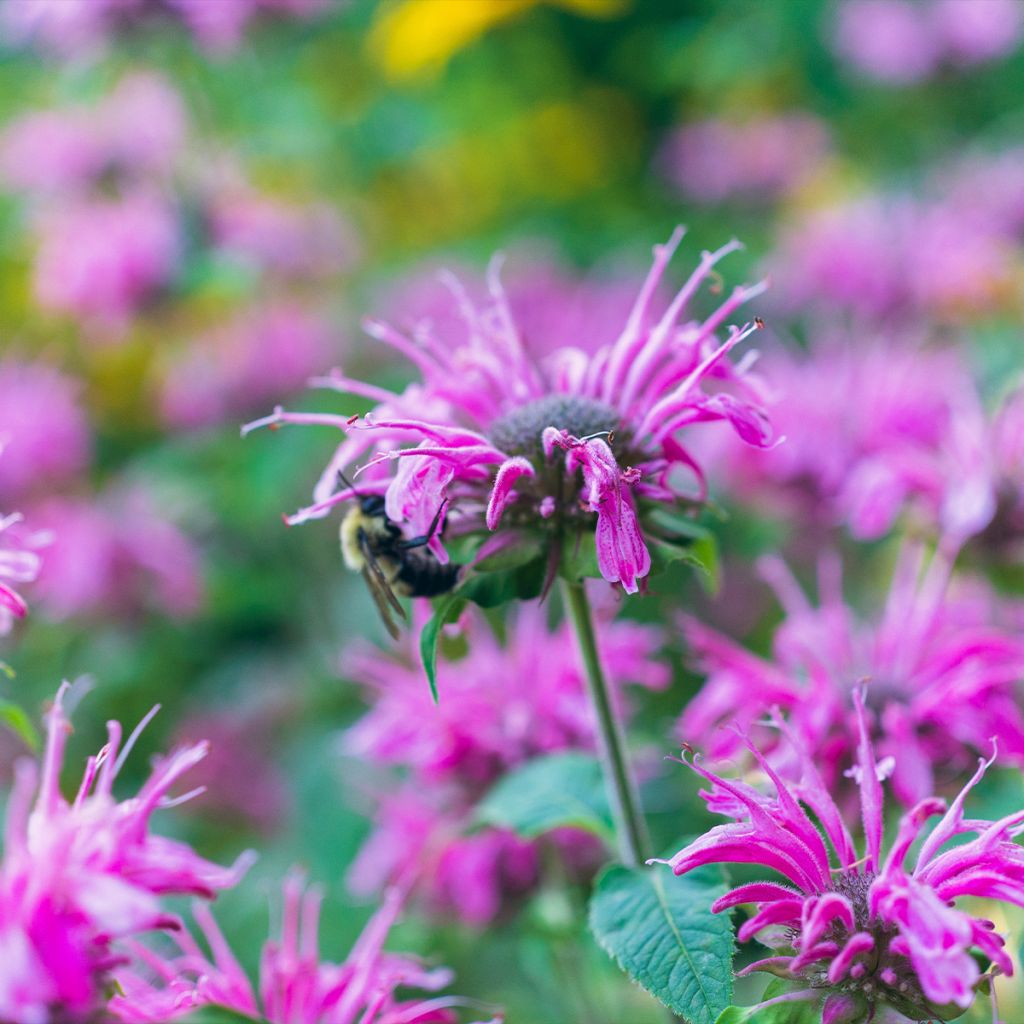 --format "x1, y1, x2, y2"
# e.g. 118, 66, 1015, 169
0, 682, 252, 1023
678, 542, 1024, 806
660, 690, 1020, 1022
110, 871, 499, 1024
246, 230, 773, 594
